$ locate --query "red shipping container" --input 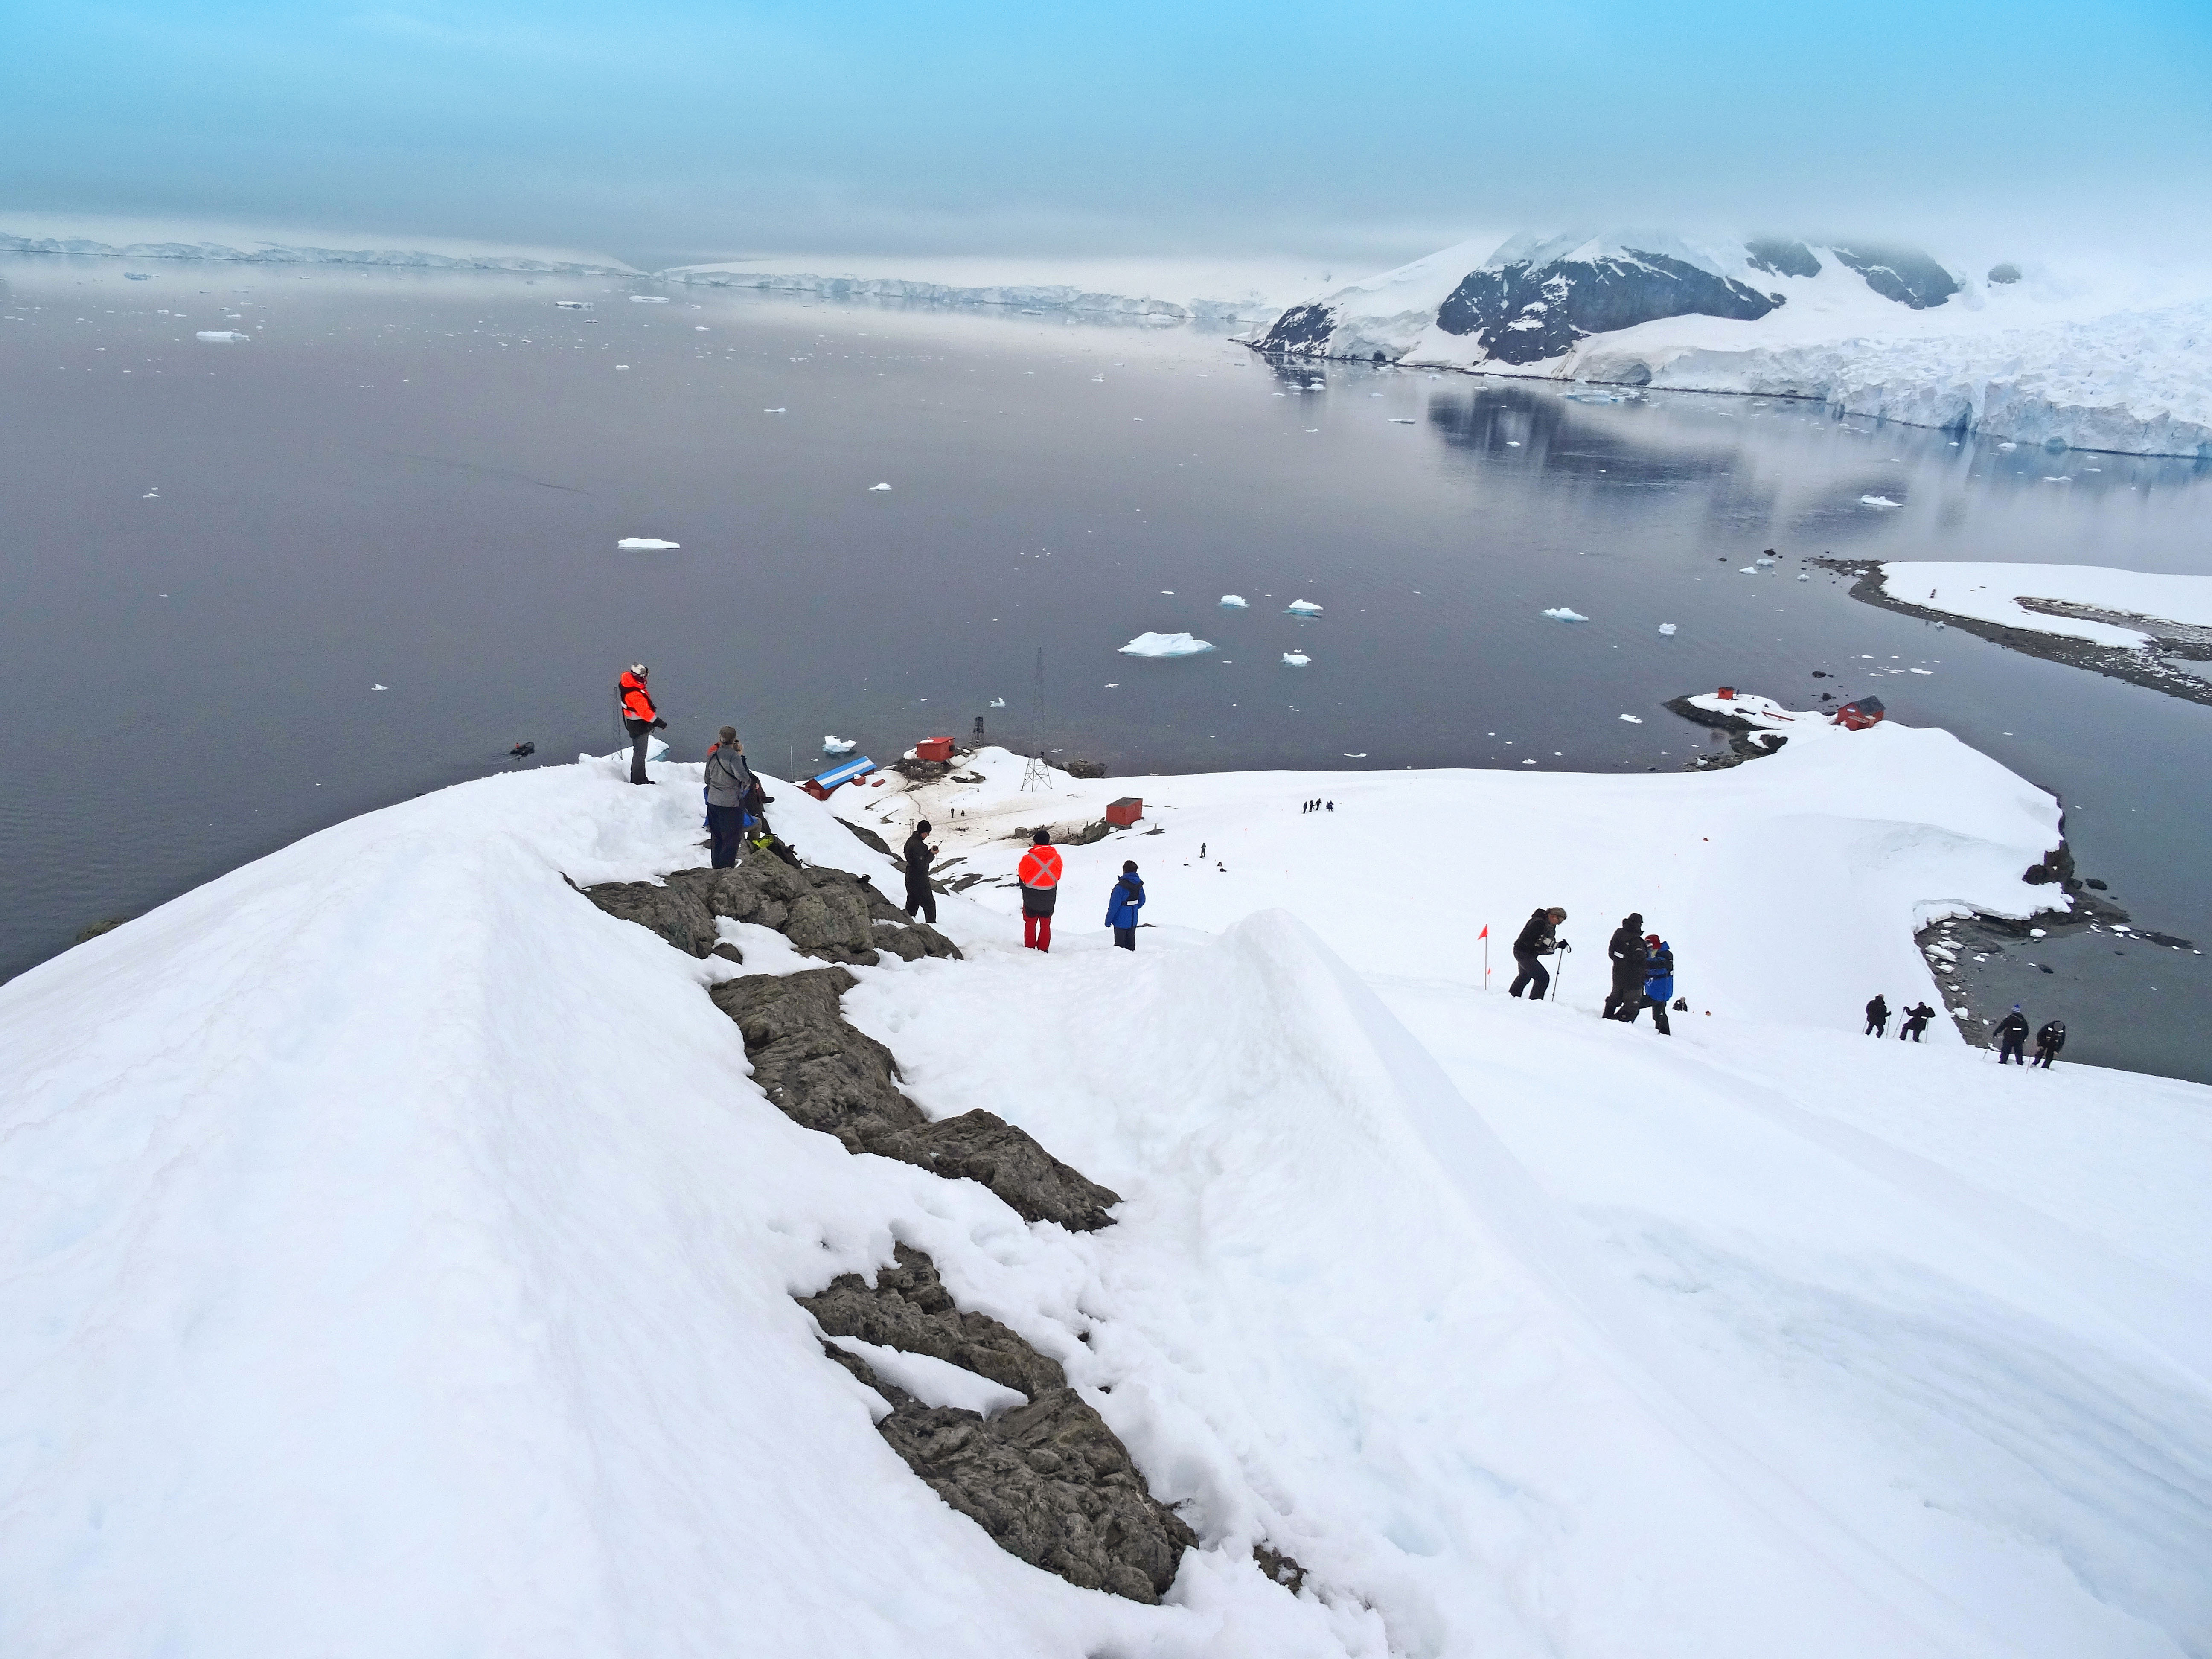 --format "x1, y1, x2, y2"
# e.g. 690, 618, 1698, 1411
916, 735, 955, 762
1105, 797, 1144, 827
